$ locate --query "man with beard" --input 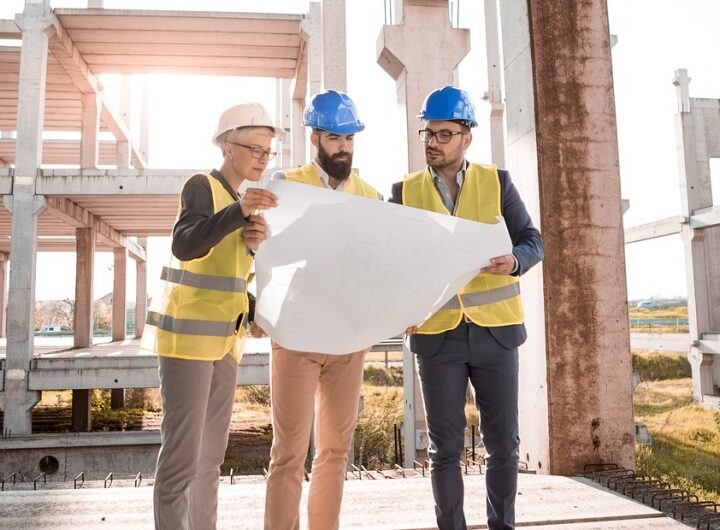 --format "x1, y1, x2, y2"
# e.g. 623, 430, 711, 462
264, 90, 382, 530
389, 86, 543, 530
